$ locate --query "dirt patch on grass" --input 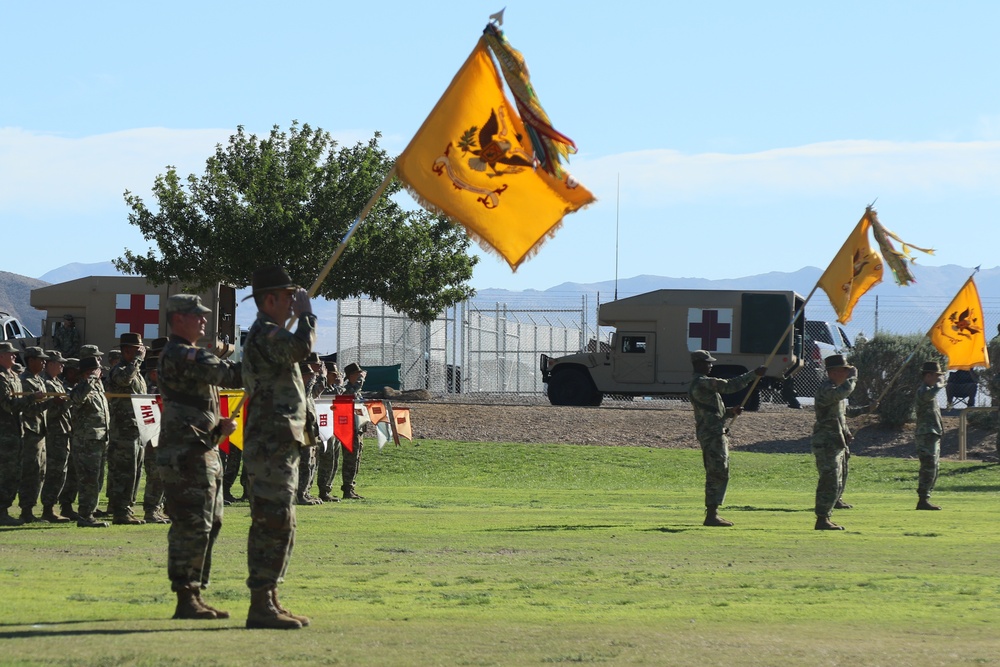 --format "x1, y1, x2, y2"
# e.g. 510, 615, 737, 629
400, 399, 999, 462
